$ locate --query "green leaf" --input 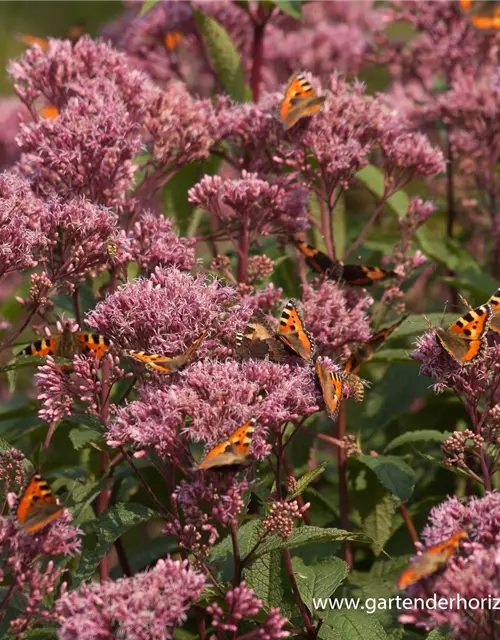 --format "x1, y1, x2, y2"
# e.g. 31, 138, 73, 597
355, 165, 409, 217
19, 628, 58, 640
384, 430, 449, 453
319, 610, 388, 640
362, 493, 396, 556
272, 0, 303, 19
292, 556, 349, 613
289, 461, 328, 499
426, 630, 452, 640
358, 456, 415, 502
68, 427, 103, 451
193, 10, 250, 102
62, 414, 106, 434
139, 0, 161, 17
255, 526, 372, 559
76, 503, 158, 581
0, 354, 71, 372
